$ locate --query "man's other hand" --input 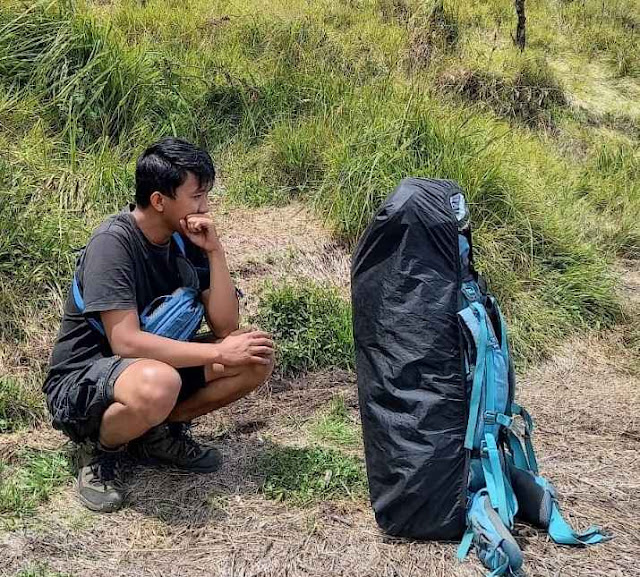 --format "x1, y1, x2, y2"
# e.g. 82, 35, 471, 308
216, 328, 275, 366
